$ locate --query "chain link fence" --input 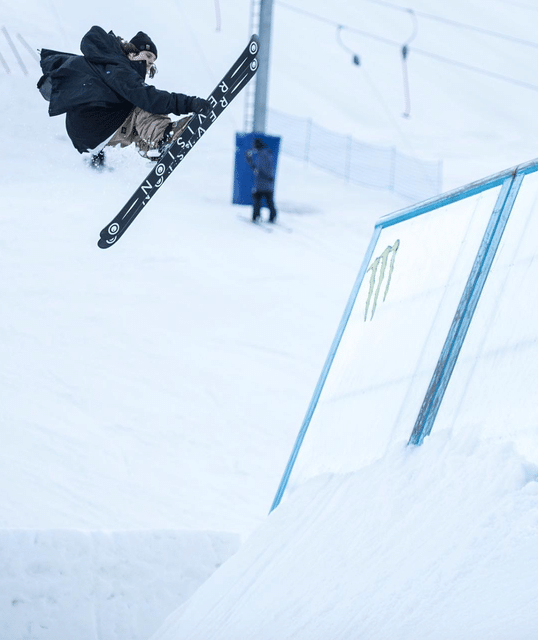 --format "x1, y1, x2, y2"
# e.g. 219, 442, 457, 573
267, 109, 442, 203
